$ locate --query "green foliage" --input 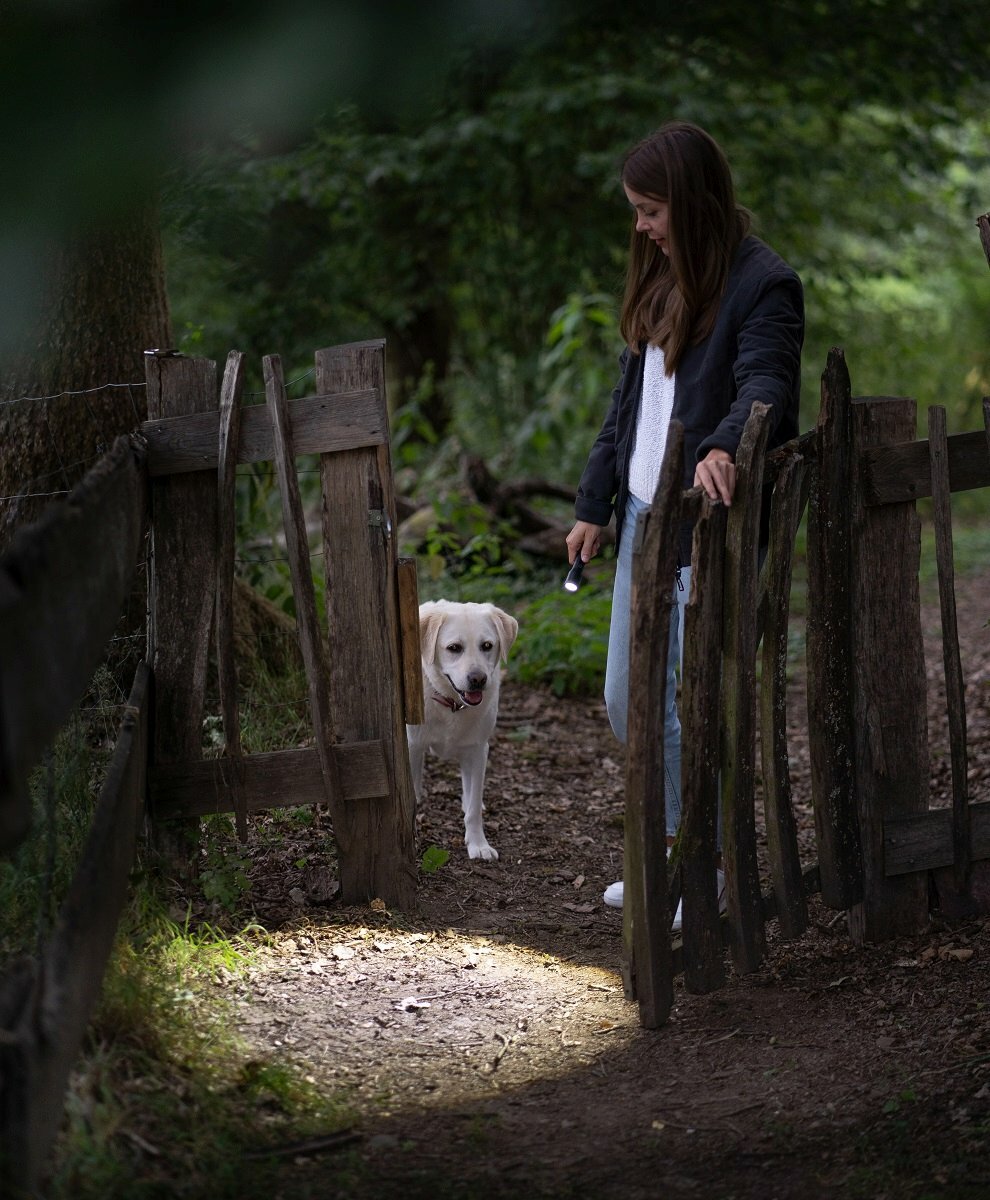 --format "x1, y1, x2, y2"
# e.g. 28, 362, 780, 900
512, 580, 614, 697
411, 493, 529, 585
420, 845, 451, 874
199, 817, 253, 911
0, 706, 111, 964
501, 290, 622, 481
163, 9, 990, 519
